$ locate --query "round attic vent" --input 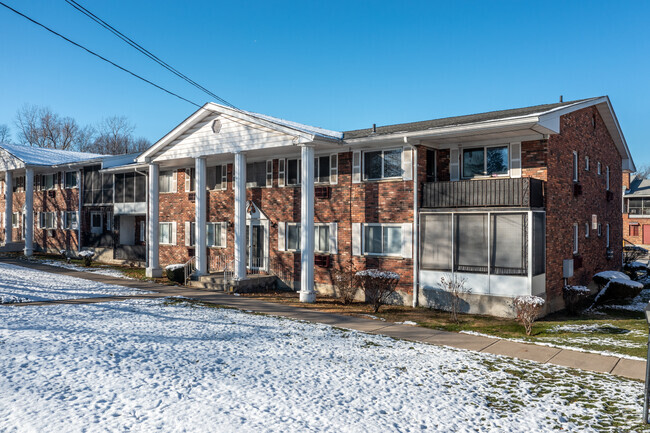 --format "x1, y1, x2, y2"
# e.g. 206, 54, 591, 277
211, 118, 222, 134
